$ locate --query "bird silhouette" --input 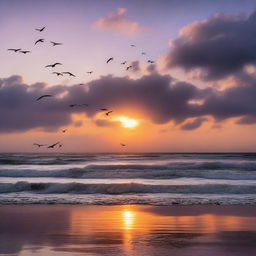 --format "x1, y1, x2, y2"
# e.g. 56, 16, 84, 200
62, 129, 67, 133
47, 142, 60, 149
105, 111, 113, 116
106, 57, 113, 63
120, 143, 126, 146
69, 104, 77, 107
53, 72, 63, 76
141, 52, 146, 55
86, 71, 93, 74
121, 61, 127, 65
50, 41, 62, 46
58, 144, 63, 148
19, 50, 30, 54
45, 63, 62, 68
33, 143, 45, 148
126, 65, 132, 71
100, 108, 108, 111
35, 39, 44, 45
36, 95, 52, 101
147, 60, 154, 64
62, 72, 76, 77
35, 27, 45, 32
8, 48, 21, 52
130, 44, 135, 47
